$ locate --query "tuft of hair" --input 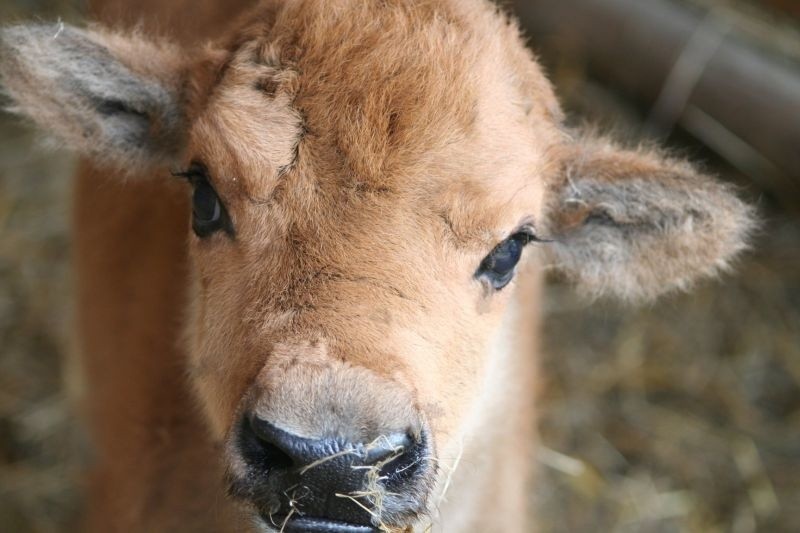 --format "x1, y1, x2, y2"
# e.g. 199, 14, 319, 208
544, 134, 758, 302
0, 23, 186, 170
